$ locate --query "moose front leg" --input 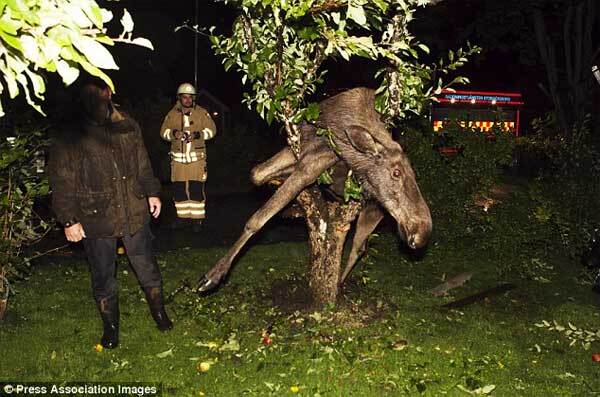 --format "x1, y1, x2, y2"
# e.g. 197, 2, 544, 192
250, 147, 296, 186
340, 201, 384, 284
197, 148, 339, 293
